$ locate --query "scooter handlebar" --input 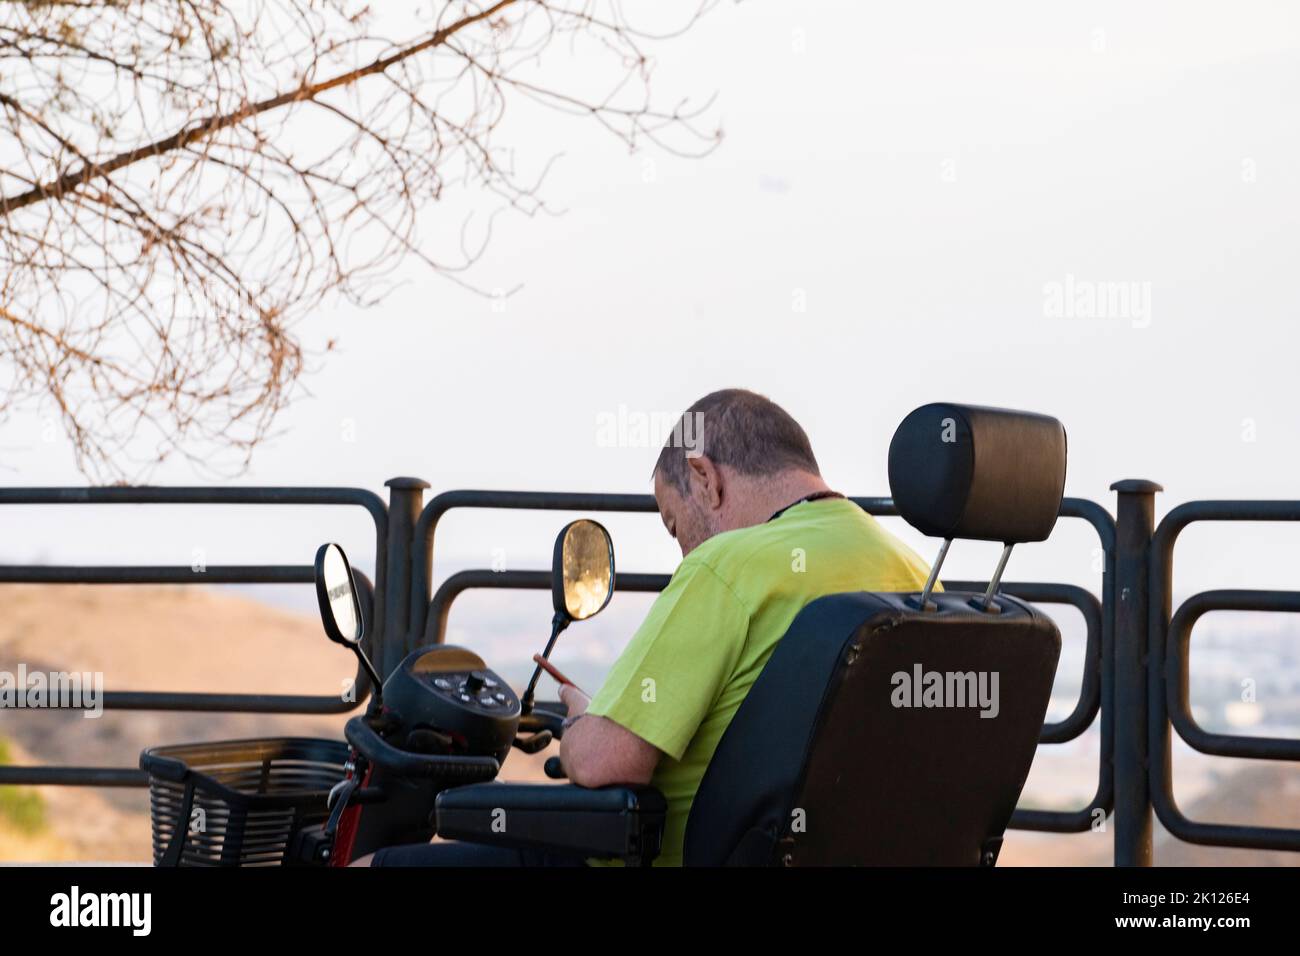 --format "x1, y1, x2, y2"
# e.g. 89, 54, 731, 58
518, 704, 567, 738
345, 716, 500, 782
